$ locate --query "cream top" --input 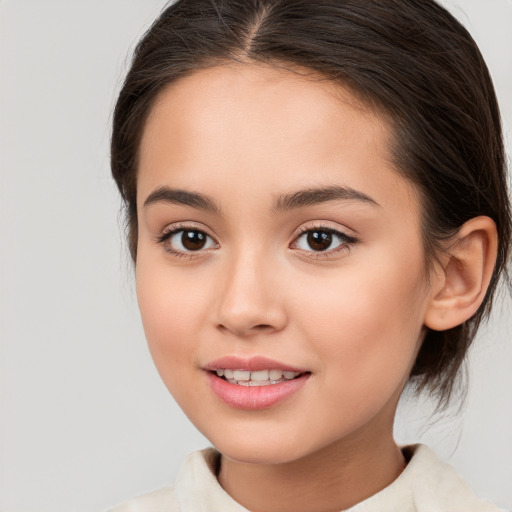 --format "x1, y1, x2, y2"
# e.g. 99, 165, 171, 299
109, 444, 504, 512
